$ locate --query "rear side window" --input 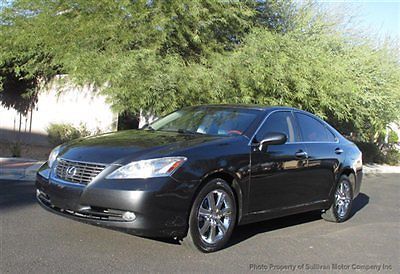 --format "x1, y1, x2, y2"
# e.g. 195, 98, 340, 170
256, 111, 298, 142
296, 113, 336, 142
